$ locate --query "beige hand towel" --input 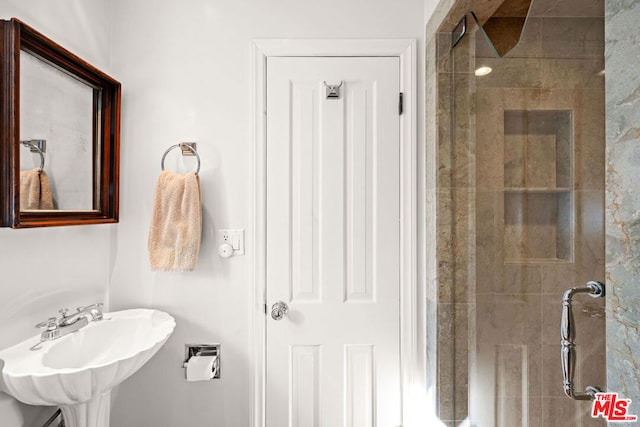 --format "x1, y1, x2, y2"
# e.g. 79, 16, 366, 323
148, 171, 202, 272
20, 168, 54, 210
